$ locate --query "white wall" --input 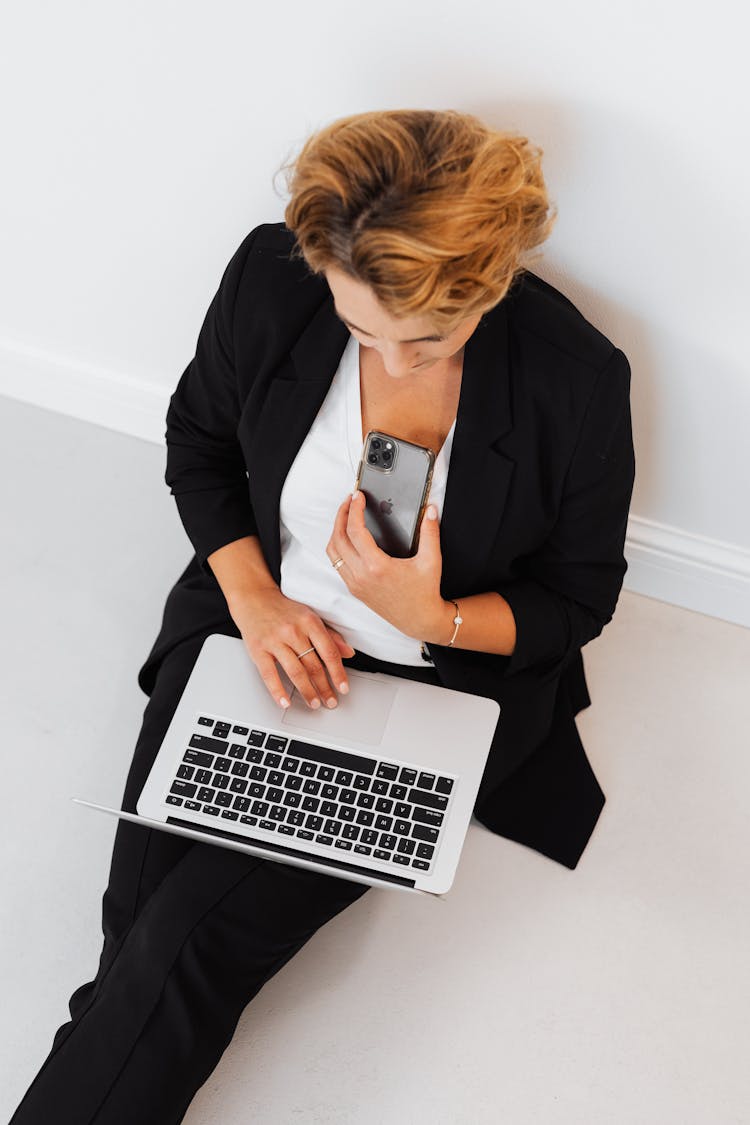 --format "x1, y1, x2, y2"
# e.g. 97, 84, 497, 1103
2, 0, 748, 624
